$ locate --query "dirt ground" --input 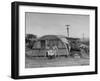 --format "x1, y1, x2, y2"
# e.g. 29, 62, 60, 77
25, 56, 89, 68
